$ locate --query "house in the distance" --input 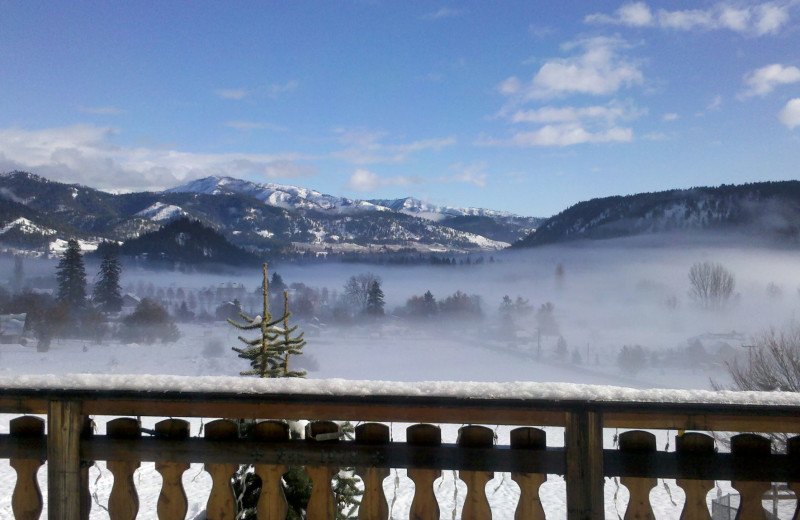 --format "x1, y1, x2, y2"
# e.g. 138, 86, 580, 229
0, 313, 27, 344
